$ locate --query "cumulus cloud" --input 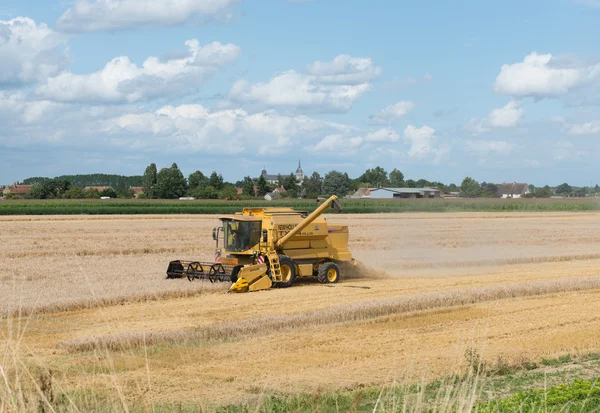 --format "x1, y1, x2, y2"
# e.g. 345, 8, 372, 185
564, 120, 600, 135
226, 54, 381, 113
403, 125, 448, 162
494, 52, 600, 98
0, 17, 69, 87
466, 100, 524, 134
309, 134, 365, 153
307, 55, 382, 84
368, 101, 415, 124
56, 0, 239, 33
36, 39, 241, 104
107, 104, 355, 155
308, 127, 401, 154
